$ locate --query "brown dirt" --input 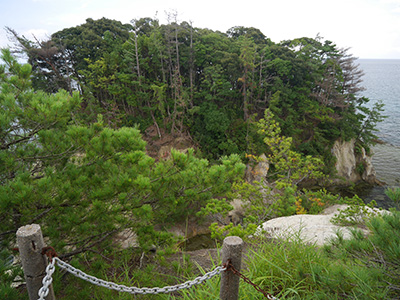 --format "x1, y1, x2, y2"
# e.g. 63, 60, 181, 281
142, 125, 197, 160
